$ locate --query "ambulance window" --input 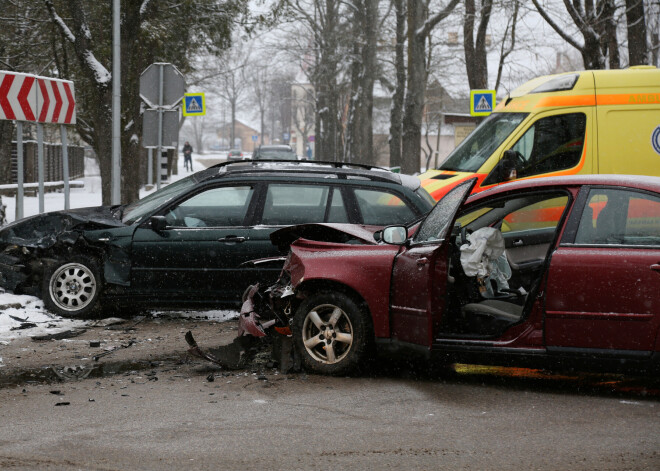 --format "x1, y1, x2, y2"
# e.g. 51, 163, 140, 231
510, 113, 586, 178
